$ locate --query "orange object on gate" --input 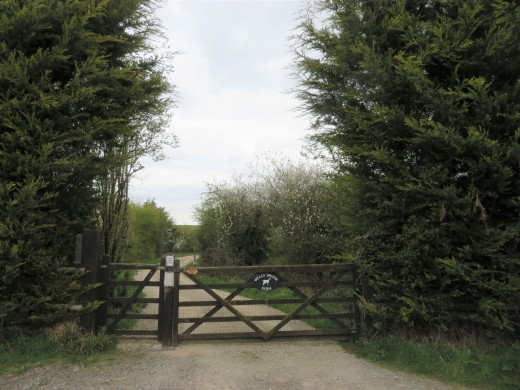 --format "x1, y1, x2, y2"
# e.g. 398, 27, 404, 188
186, 268, 198, 275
